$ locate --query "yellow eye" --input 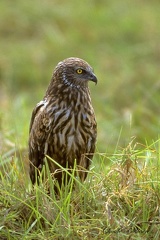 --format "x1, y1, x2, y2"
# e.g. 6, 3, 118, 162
76, 69, 83, 74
